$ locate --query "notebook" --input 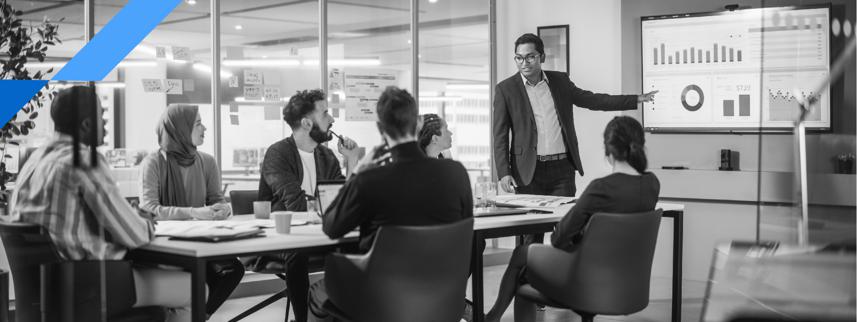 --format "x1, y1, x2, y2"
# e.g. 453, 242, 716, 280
156, 221, 266, 242
473, 207, 530, 217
